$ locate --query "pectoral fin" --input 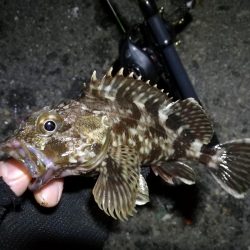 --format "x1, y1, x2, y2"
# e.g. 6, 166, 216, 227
136, 174, 150, 206
152, 161, 196, 185
92, 146, 140, 220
